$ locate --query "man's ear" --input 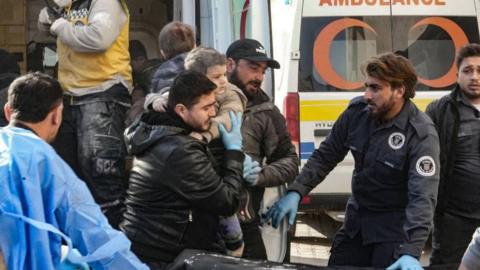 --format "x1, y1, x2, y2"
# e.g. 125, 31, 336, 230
3, 103, 12, 122
51, 103, 63, 126
395, 86, 406, 100
226, 58, 236, 73
174, 103, 187, 120
160, 49, 166, 60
